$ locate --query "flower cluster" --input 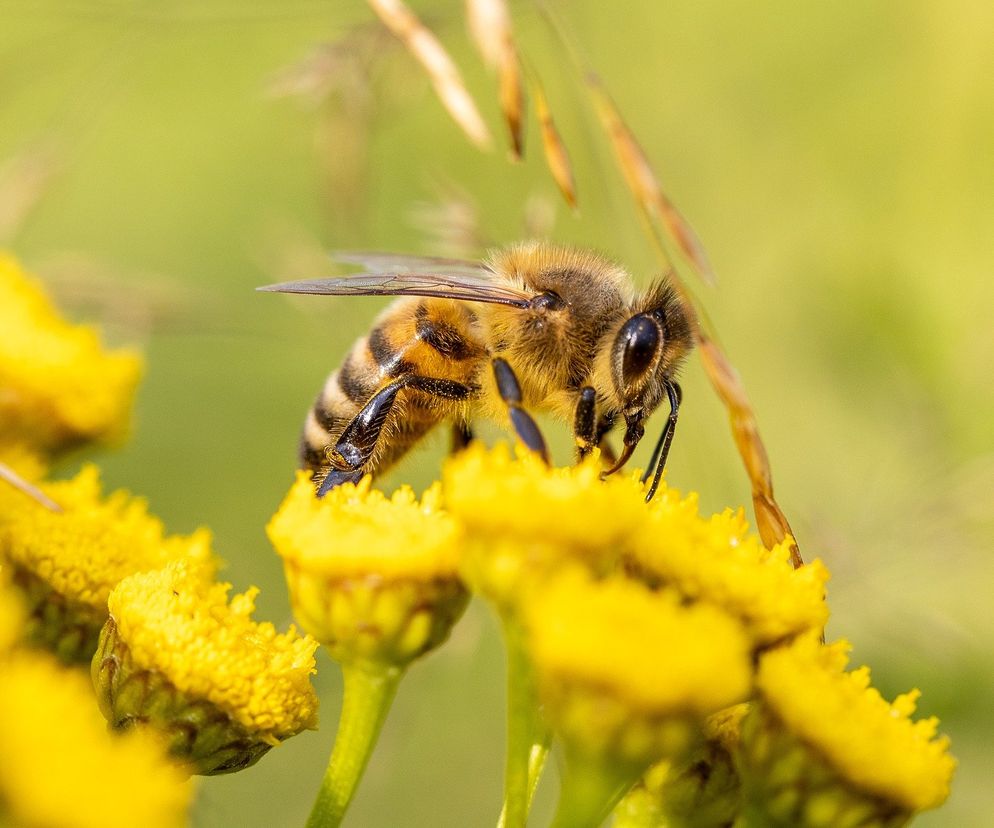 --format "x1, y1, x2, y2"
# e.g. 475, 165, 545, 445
267, 442, 954, 828
0, 574, 191, 828
0, 465, 212, 663
0, 252, 321, 824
